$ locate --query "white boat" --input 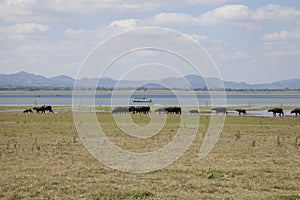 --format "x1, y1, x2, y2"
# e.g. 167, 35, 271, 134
133, 98, 152, 103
